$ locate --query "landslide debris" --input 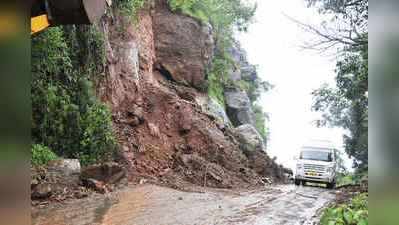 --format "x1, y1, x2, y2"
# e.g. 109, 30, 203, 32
32, 1, 288, 207
95, 0, 288, 189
